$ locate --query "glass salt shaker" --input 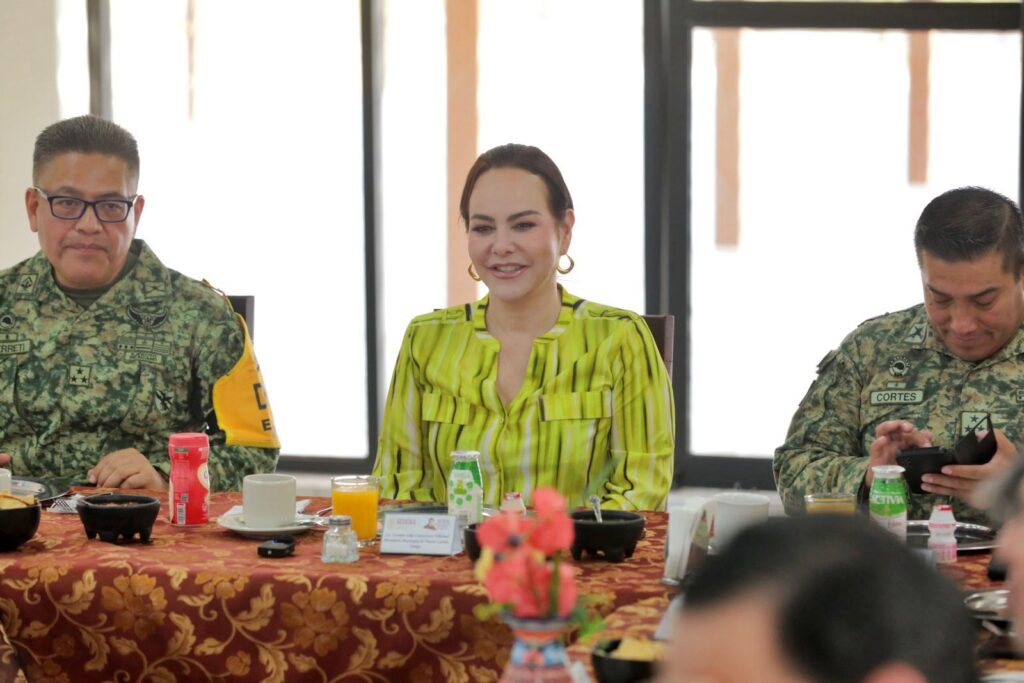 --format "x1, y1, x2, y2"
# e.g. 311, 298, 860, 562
322, 515, 359, 563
